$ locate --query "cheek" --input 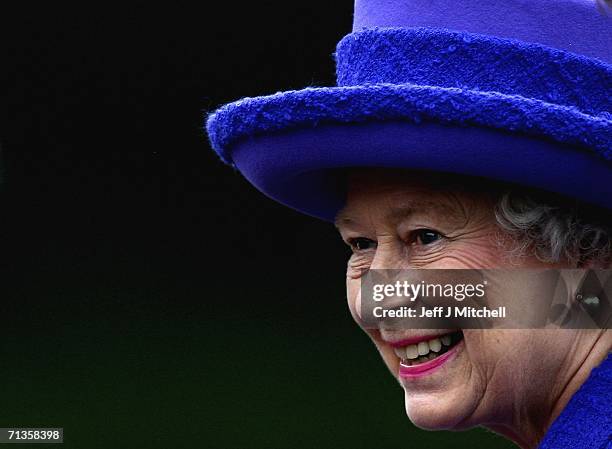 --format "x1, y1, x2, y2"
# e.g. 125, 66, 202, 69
432, 241, 509, 269
346, 276, 361, 323
345, 253, 374, 321
464, 330, 533, 368
464, 331, 504, 360
347, 252, 373, 277
462, 331, 558, 396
